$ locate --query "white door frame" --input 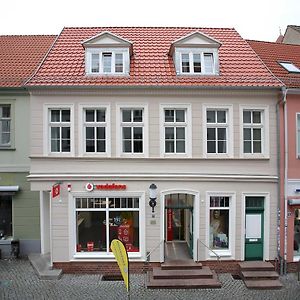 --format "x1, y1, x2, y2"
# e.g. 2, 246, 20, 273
160, 189, 200, 262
